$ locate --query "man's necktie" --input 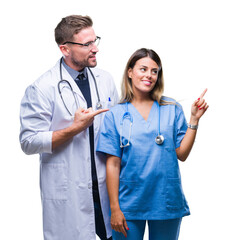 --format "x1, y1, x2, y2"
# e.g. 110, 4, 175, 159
77, 73, 84, 81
